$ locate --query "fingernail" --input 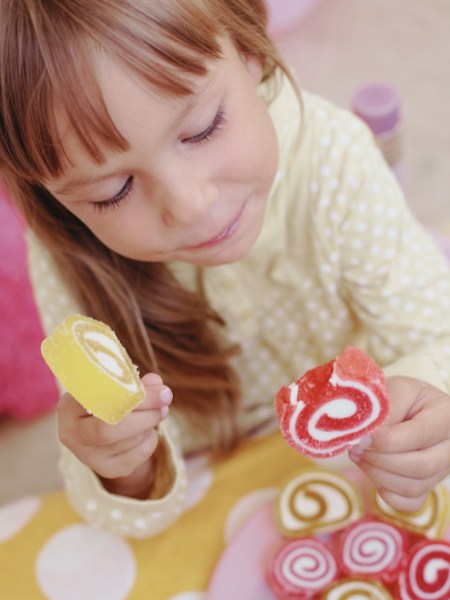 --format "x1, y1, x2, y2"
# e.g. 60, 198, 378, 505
161, 406, 169, 418
160, 387, 173, 405
349, 444, 364, 456
349, 451, 361, 463
357, 435, 373, 449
